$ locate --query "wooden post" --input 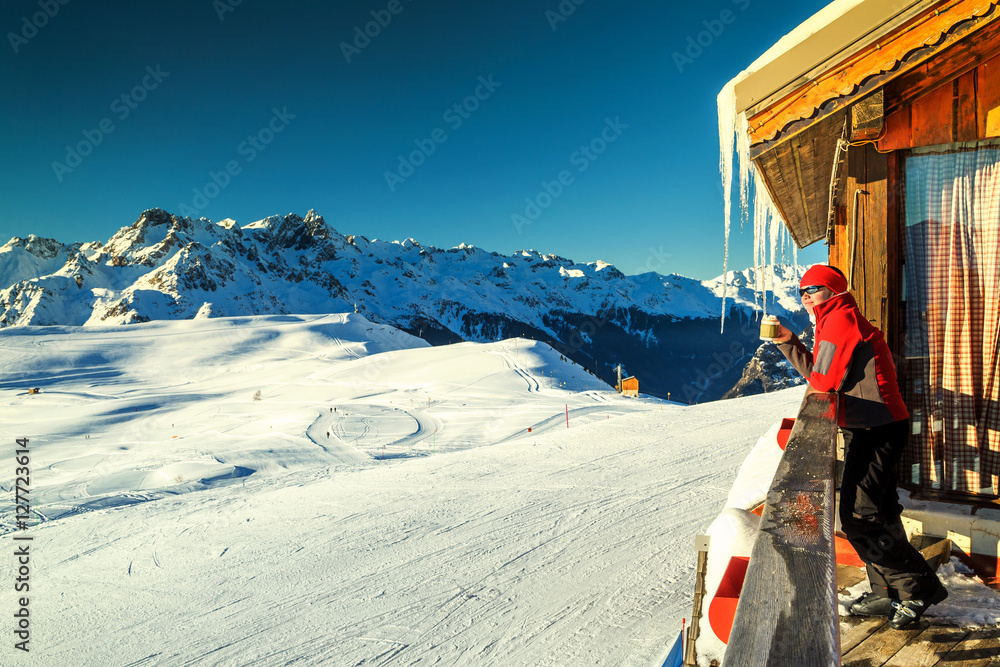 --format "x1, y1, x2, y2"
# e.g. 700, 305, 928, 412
685, 534, 711, 667
722, 392, 841, 666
